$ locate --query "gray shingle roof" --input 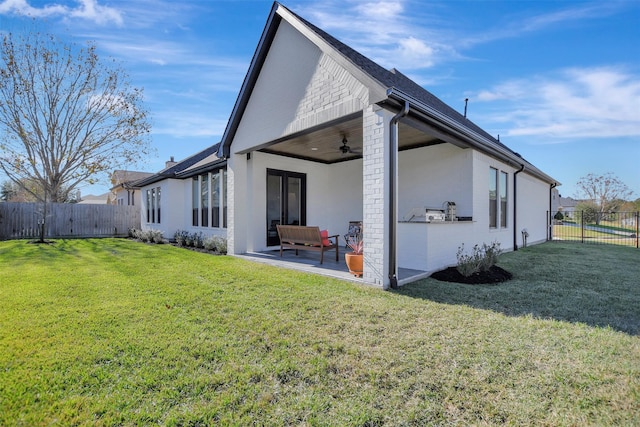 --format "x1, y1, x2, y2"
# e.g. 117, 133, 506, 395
135, 143, 222, 187
286, 5, 514, 153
